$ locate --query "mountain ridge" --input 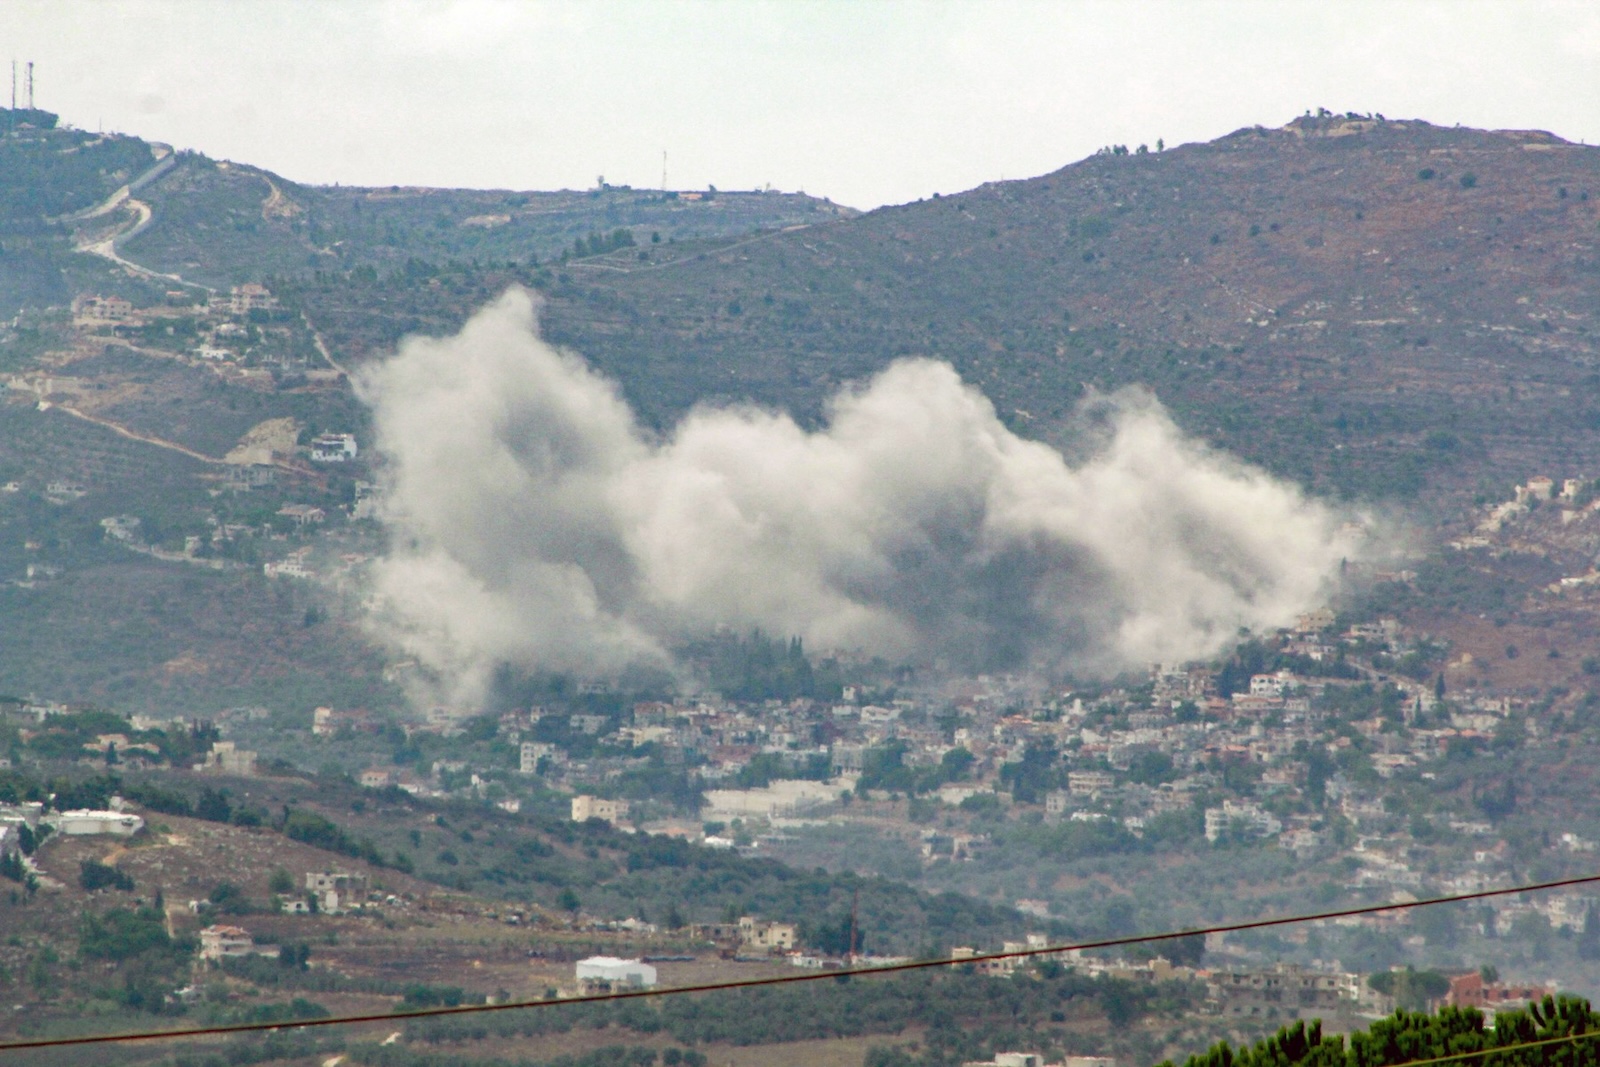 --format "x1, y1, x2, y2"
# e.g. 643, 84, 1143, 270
518, 112, 1600, 507
1, 110, 1598, 710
